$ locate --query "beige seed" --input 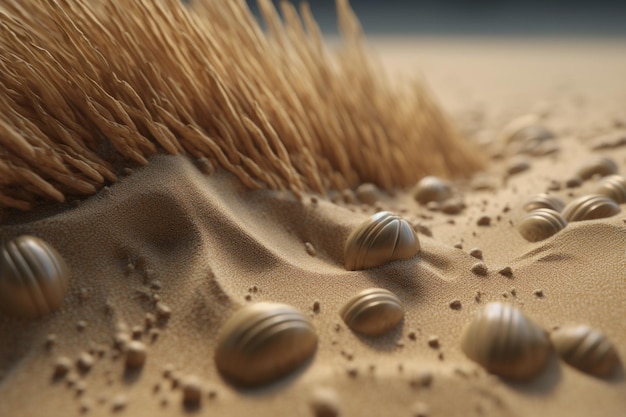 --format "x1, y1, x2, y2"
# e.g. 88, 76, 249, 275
340, 288, 404, 336
0, 235, 70, 318
215, 302, 318, 387
575, 156, 617, 180
523, 193, 565, 212
562, 194, 620, 222
413, 176, 452, 204
550, 325, 620, 377
593, 174, 626, 204
344, 211, 420, 271
460, 302, 551, 380
355, 183, 380, 205
518, 208, 567, 242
